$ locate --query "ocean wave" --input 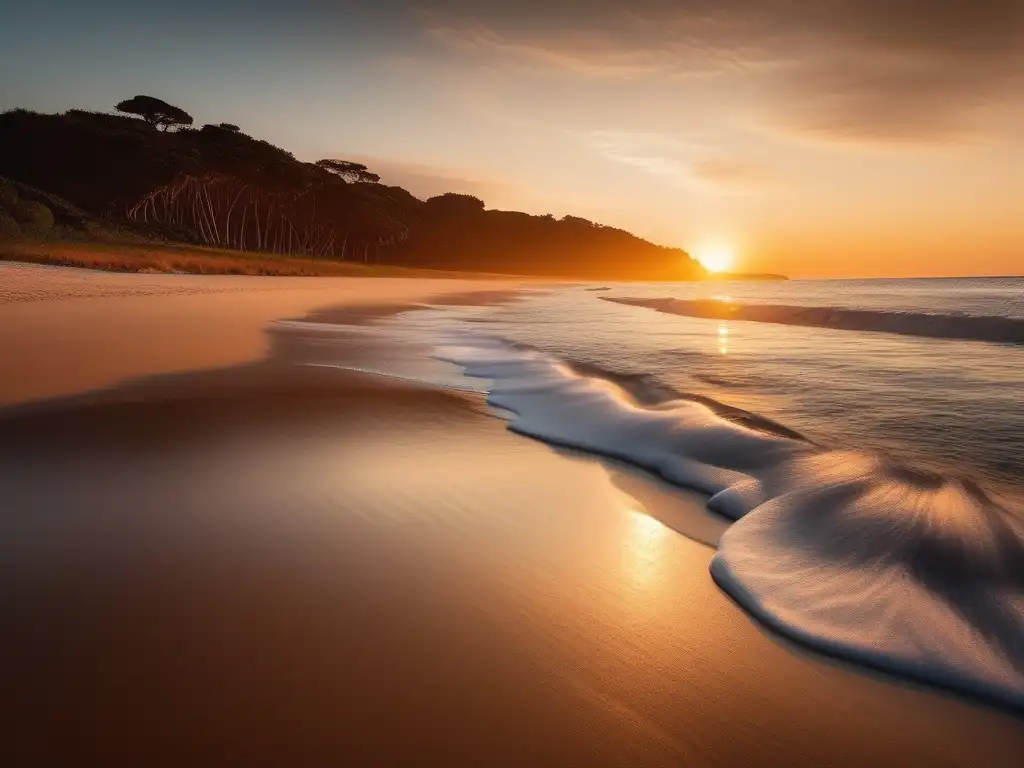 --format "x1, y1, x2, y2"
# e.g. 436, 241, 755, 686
431, 334, 1024, 712
604, 297, 1024, 344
